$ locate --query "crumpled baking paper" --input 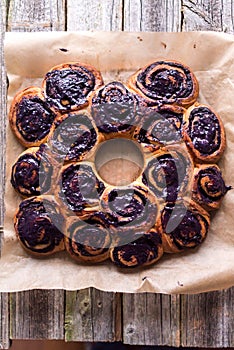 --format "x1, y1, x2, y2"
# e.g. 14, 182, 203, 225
1, 31, 234, 294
